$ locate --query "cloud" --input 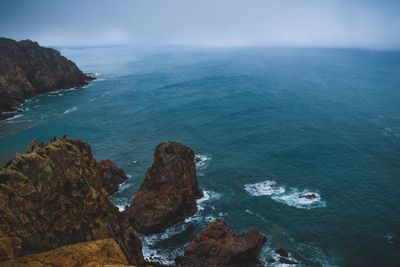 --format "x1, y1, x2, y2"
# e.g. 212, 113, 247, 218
0, 0, 399, 49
